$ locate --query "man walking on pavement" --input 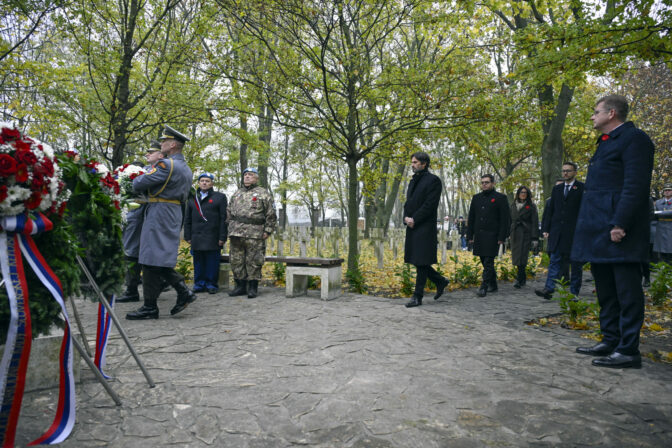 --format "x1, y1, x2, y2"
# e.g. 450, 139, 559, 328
227, 167, 277, 299
573, 94, 655, 369
535, 162, 584, 300
467, 174, 510, 297
126, 126, 196, 320
402, 151, 449, 308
